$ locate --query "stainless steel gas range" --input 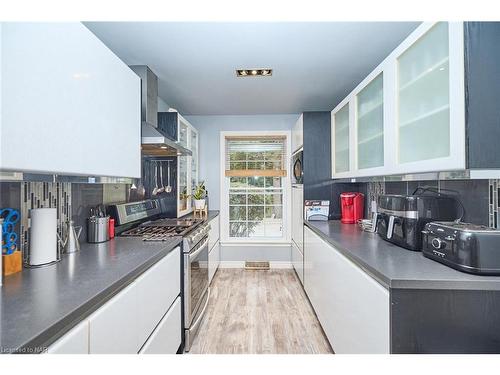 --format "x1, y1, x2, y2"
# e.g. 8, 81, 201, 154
109, 199, 210, 352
